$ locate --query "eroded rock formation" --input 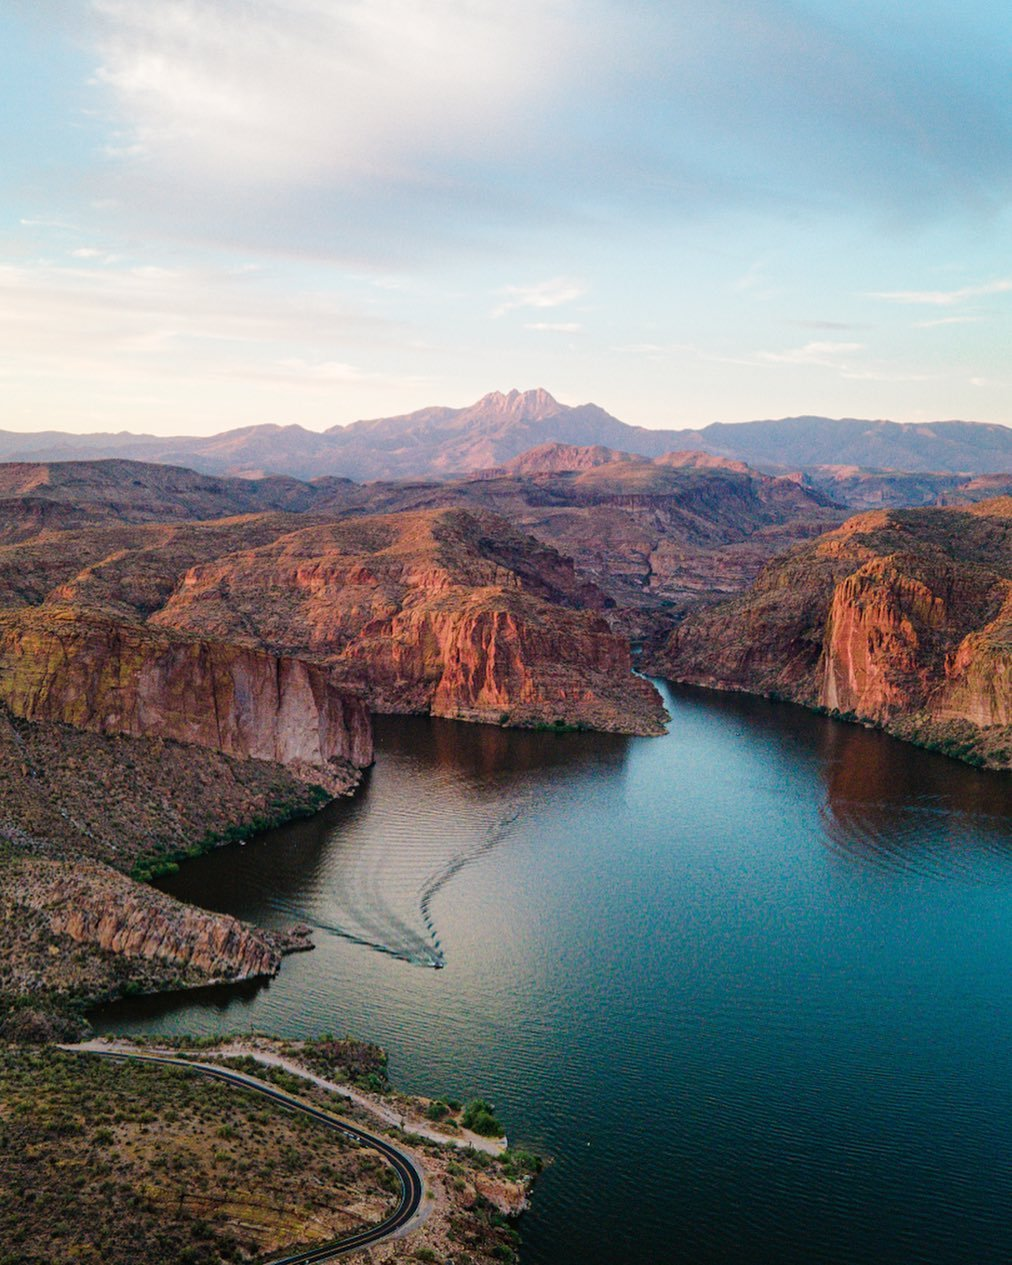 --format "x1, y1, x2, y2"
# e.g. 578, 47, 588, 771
0, 608, 372, 791
652, 500, 1012, 769
151, 508, 667, 735
0, 856, 292, 1007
